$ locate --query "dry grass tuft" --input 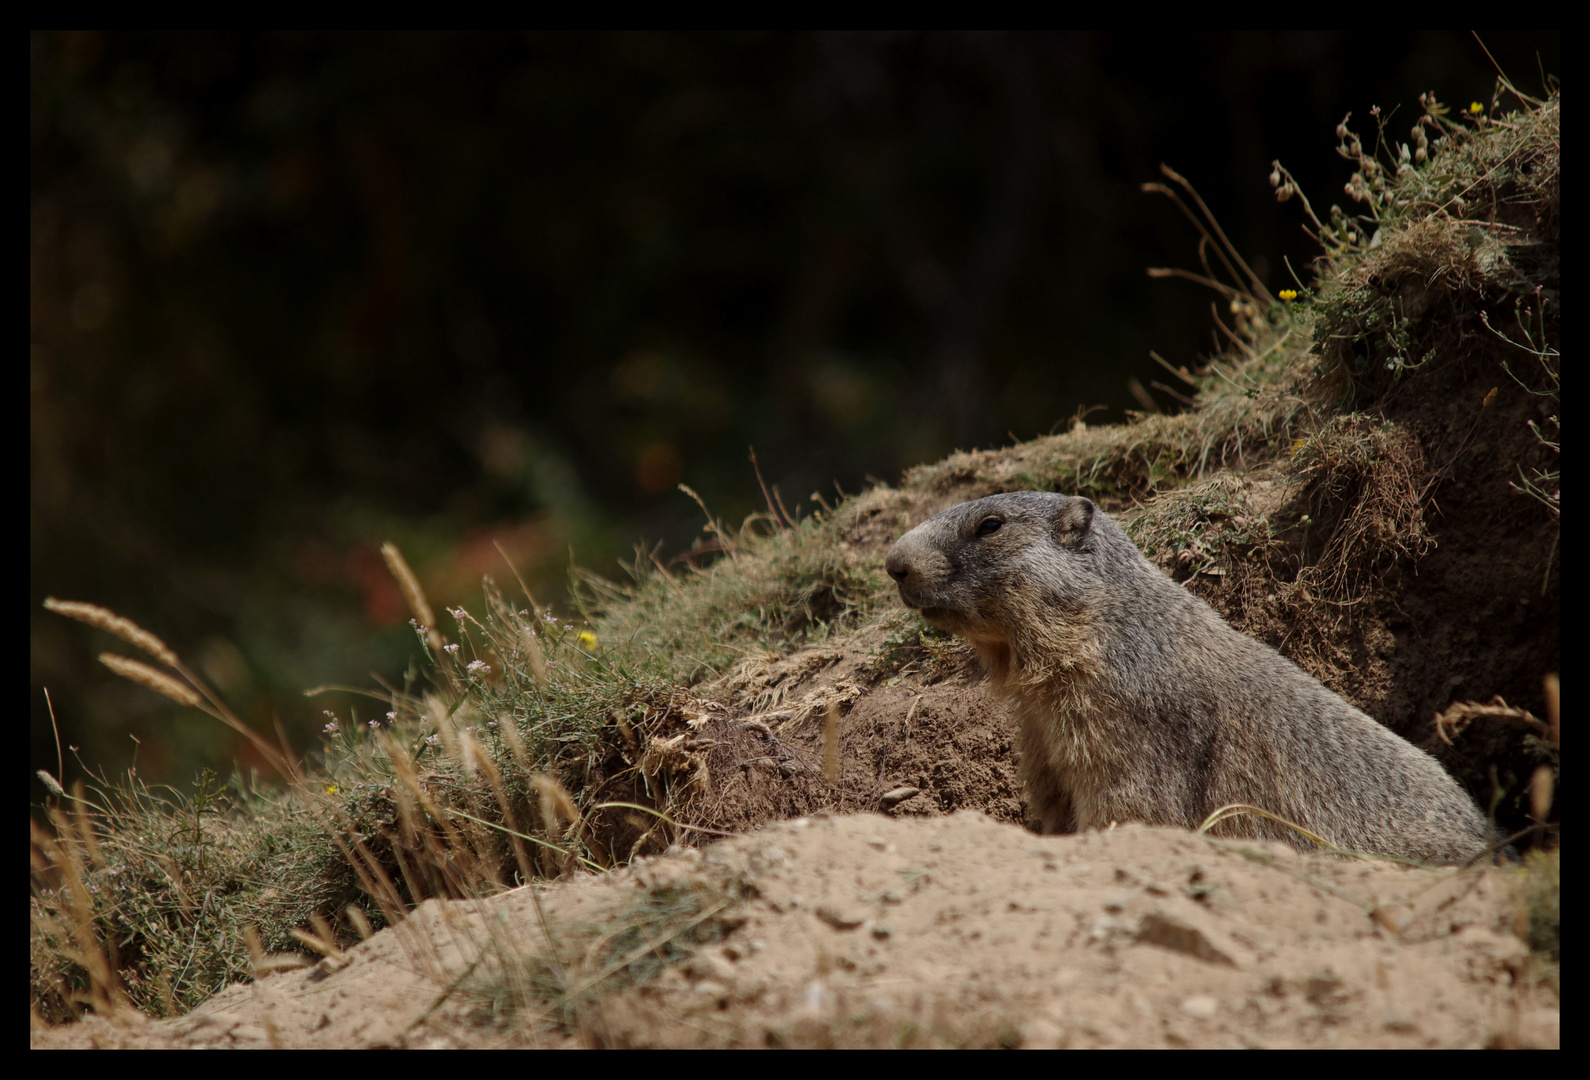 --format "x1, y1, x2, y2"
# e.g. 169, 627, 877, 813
1289, 416, 1433, 605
